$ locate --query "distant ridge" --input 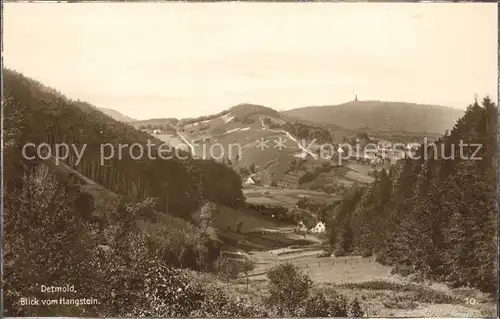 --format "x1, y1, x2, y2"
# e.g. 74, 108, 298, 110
282, 100, 465, 135
99, 107, 136, 123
